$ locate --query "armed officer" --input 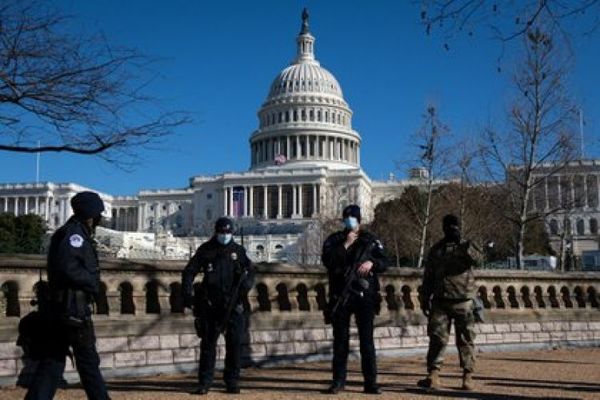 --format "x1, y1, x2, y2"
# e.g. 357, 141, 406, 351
182, 217, 255, 395
322, 204, 387, 395
26, 191, 110, 400
418, 214, 477, 391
